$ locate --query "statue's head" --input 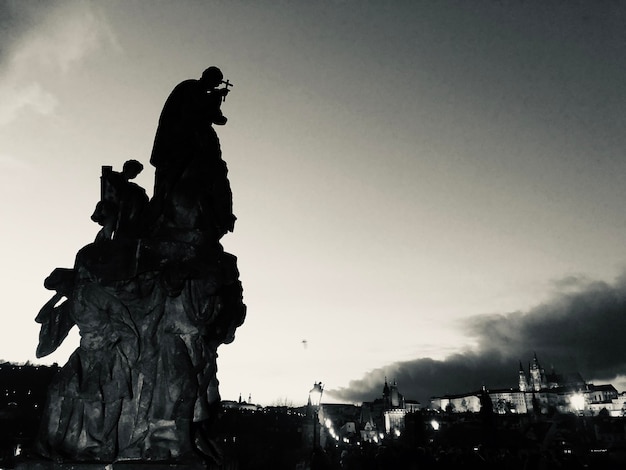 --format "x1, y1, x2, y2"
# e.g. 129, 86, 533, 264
123, 159, 144, 179
201, 66, 224, 89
